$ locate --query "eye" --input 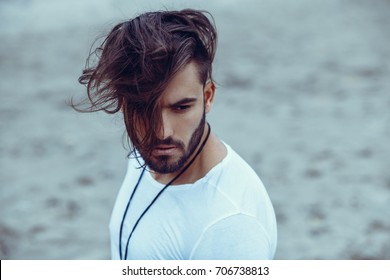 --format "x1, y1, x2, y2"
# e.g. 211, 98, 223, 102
173, 105, 191, 112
